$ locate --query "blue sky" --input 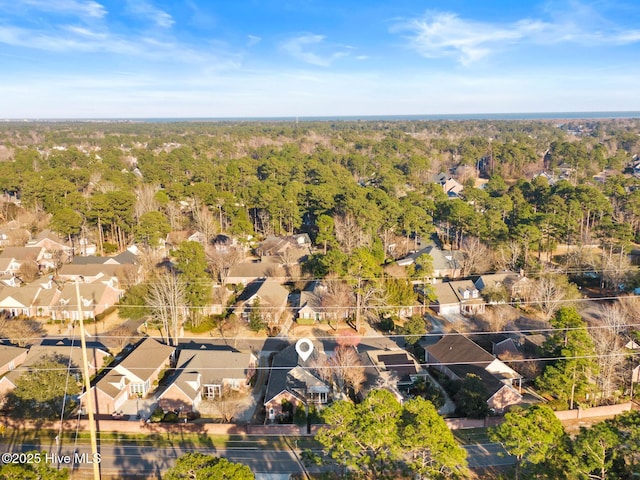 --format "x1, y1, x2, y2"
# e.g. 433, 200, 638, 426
1, 0, 639, 118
